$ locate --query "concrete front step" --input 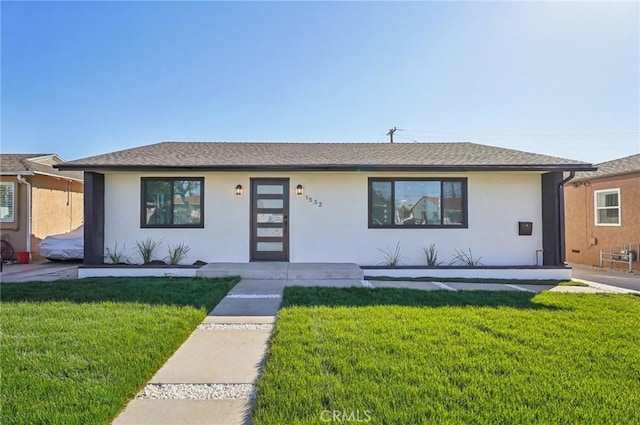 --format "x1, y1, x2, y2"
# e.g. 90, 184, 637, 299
112, 399, 252, 425
197, 262, 364, 280
150, 329, 271, 384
